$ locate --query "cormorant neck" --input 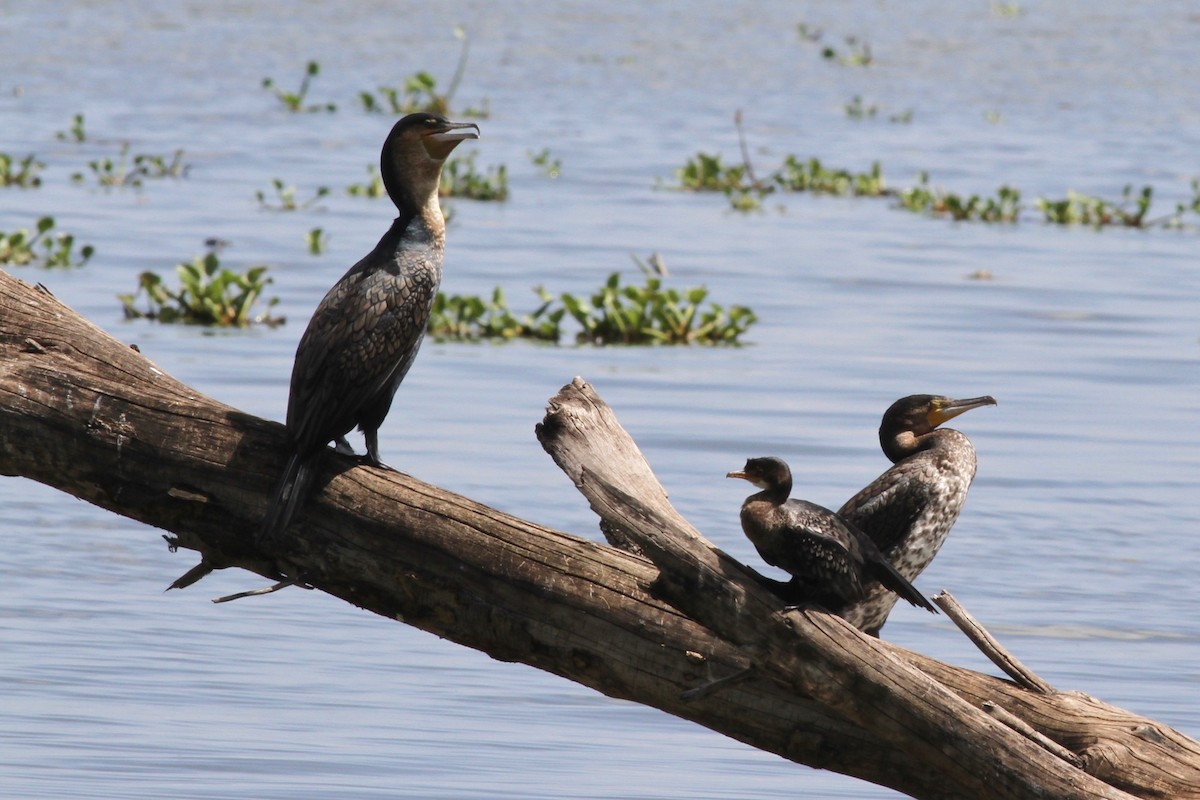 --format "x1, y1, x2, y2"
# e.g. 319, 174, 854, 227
881, 428, 948, 464
381, 181, 446, 251
380, 145, 445, 220
384, 177, 441, 220
758, 475, 792, 506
